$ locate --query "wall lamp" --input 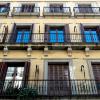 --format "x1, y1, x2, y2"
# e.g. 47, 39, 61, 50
27, 46, 32, 56
85, 47, 90, 57
3, 46, 8, 56
67, 46, 72, 56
